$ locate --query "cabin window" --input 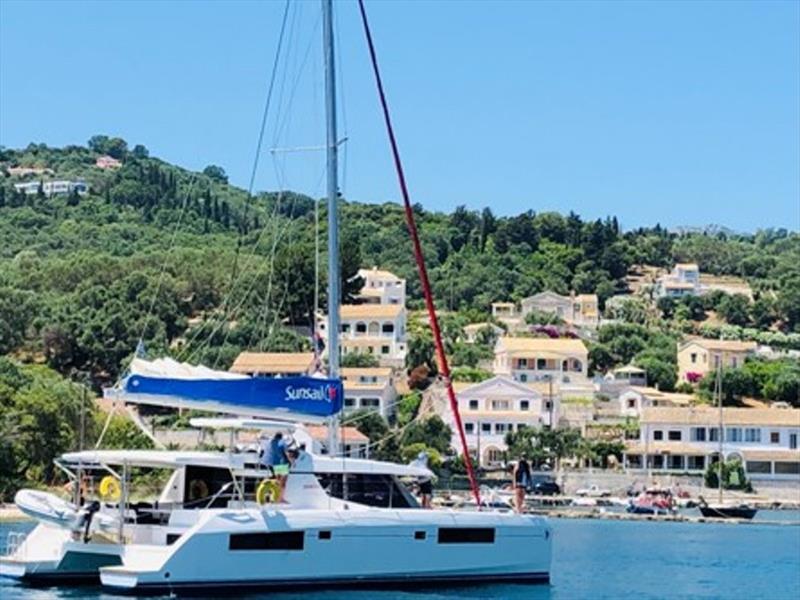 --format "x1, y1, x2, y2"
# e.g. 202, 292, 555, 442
229, 532, 304, 551
166, 534, 182, 545
414, 531, 426, 540
316, 473, 418, 509
438, 528, 495, 544
318, 530, 332, 540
